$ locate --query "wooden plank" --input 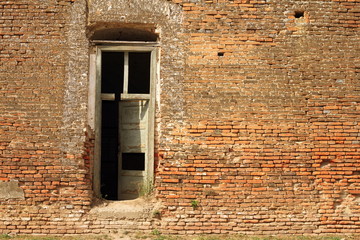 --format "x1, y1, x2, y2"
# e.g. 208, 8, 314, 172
123, 52, 129, 94
146, 48, 157, 183
88, 47, 96, 130
121, 94, 150, 100
101, 93, 116, 101
94, 47, 102, 197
